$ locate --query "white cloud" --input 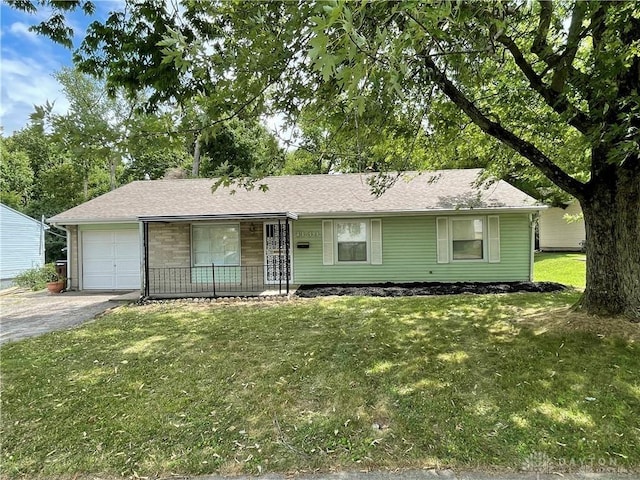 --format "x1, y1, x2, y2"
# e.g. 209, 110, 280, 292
0, 1, 123, 134
8, 22, 41, 43
0, 54, 70, 134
